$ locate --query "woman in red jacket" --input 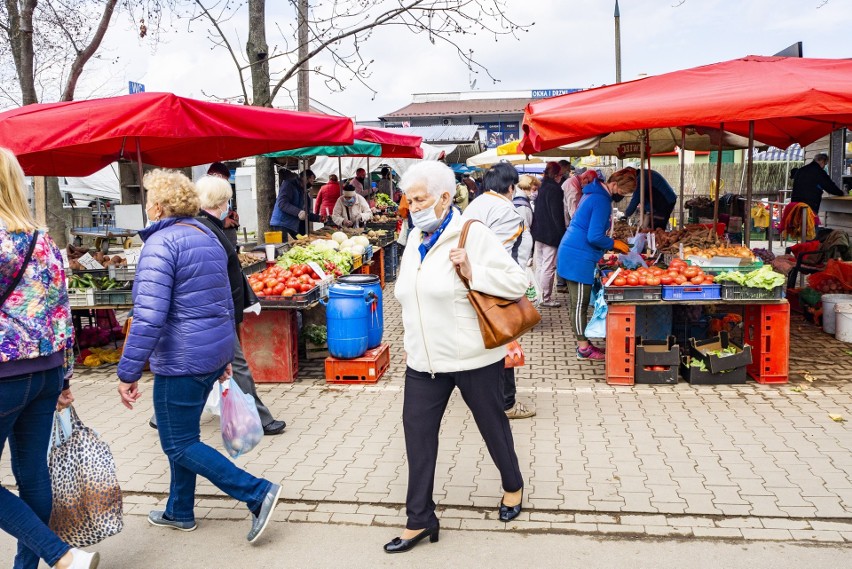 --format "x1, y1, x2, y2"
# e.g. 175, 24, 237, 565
314, 175, 342, 219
